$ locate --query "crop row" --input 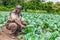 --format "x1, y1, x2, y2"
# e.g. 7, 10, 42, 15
0, 12, 60, 40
